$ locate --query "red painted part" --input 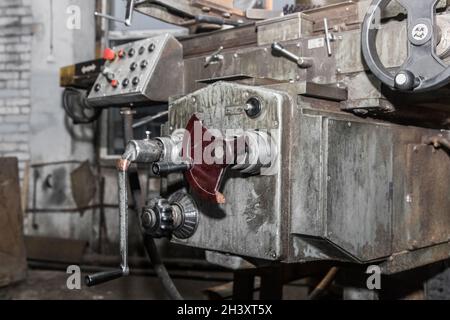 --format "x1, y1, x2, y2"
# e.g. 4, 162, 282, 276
182, 115, 229, 204
103, 48, 116, 61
